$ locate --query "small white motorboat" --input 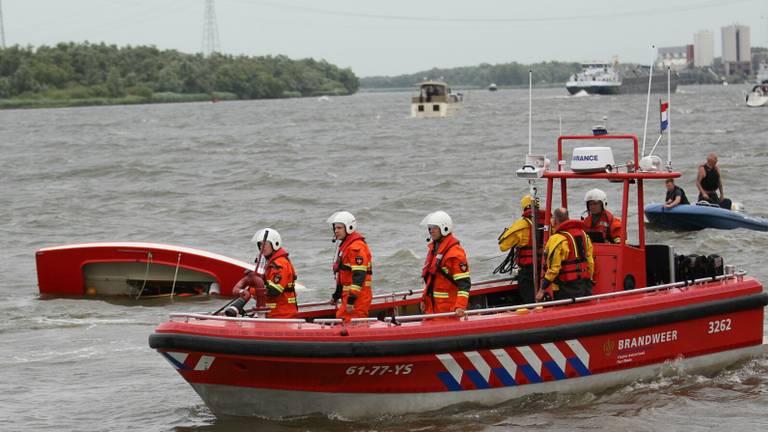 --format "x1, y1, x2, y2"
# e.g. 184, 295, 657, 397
746, 84, 768, 107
